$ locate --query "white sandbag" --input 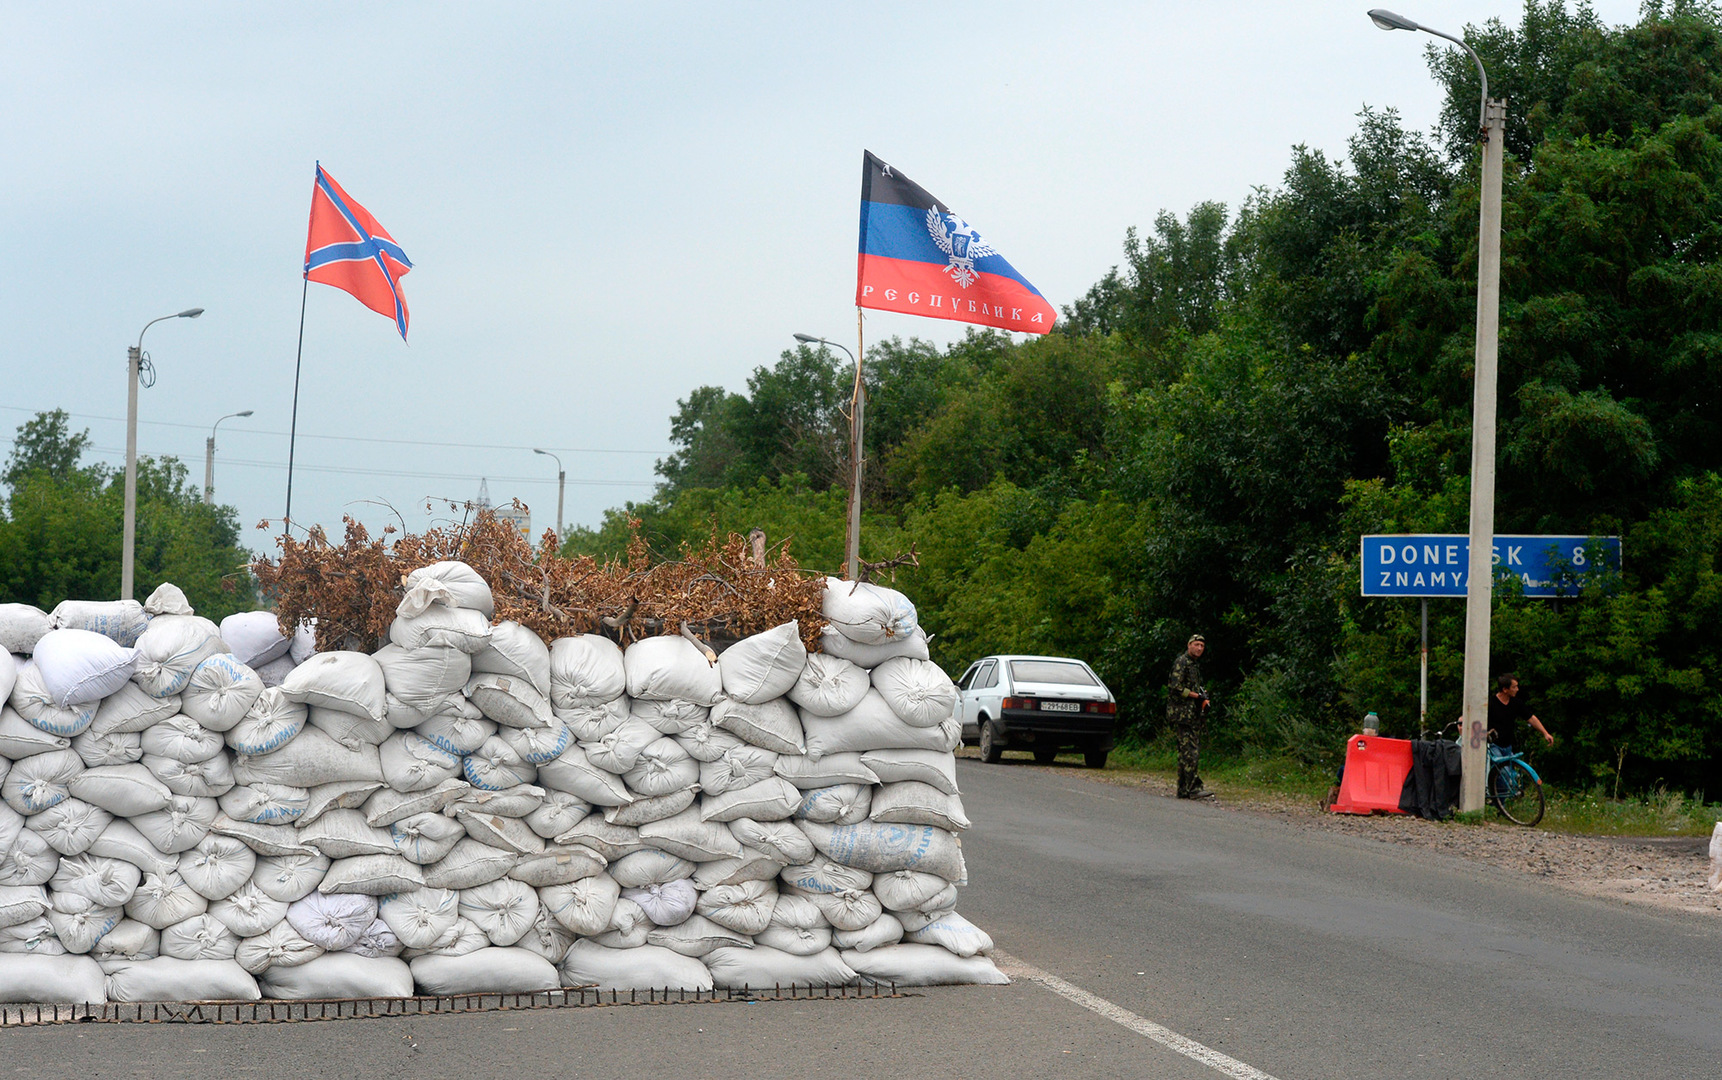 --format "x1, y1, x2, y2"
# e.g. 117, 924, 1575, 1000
390, 811, 467, 865
800, 690, 957, 760
817, 624, 930, 668
465, 673, 553, 730
346, 918, 402, 958
51, 598, 149, 648
423, 839, 517, 890
696, 879, 777, 935
717, 622, 806, 705
0, 884, 49, 929
859, 748, 960, 795
639, 809, 742, 862
179, 654, 263, 731
206, 816, 315, 858
219, 783, 309, 825
401, 915, 488, 959
90, 682, 179, 737
781, 858, 873, 896
800, 821, 967, 883
647, 913, 752, 957
0, 651, 11, 709
755, 923, 831, 956
299, 780, 382, 827
252, 655, 296, 689
251, 852, 330, 904
376, 733, 459, 795
680, 724, 751, 767
513, 904, 575, 964
72, 729, 143, 768
288, 620, 317, 665
141, 583, 193, 616
623, 636, 722, 704
232, 727, 384, 788
306, 704, 392, 750
0, 829, 58, 887
610, 849, 695, 888
378, 888, 460, 950
411, 946, 558, 994
159, 913, 239, 960
774, 752, 880, 790
219, 611, 291, 669
832, 912, 904, 953
582, 717, 659, 775
821, 578, 917, 645
91, 918, 159, 962
901, 910, 994, 956
459, 877, 539, 946
31, 628, 138, 706
603, 788, 695, 827
63, 764, 166, 818
454, 808, 544, 855
0, 803, 23, 860
319, 855, 424, 896
559, 696, 632, 741
593, 897, 657, 947
471, 621, 551, 697
547, 635, 626, 708
509, 845, 606, 888
286, 892, 377, 951
4, 748, 83, 814
787, 653, 870, 717
132, 615, 225, 698
728, 818, 816, 865
537, 744, 634, 806
870, 781, 970, 831
126, 871, 209, 929
297, 809, 397, 859
0, 603, 54, 654
235, 921, 322, 974
447, 785, 542, 819
130, 795, 219, 854
845, 943, 1007, 986
691, 849, 784, 890
144, 755, 235, 800
871, 657, 959, 728
872, 870, 959, 913
0, 915, 62, 953
559, 939, 712, 992
10, 663, 96, 737
87, 820, 175, 878
0, 706, 73, 758
631, 698, 710, 735
624, 737, 698, 797
47, 896, 122, 954
705, 944, 855, 989
140, 716, 223, 763
621, 878, 697, 926
699, 777, 802, 823
539, 874, 620, 936
225, 688, 306, 756
257, 953, 413, 999
208, 882, 290, 939
0, 954, 106, 1002
794, 784, 872, 825
51, 853, 140, 908
179, 835, 259, 901
398, 561, 494, 619
798, 888, 882, 932
281, 651, 386, 724
711, 698, 804, 755
464, 736, 538, 791
364, 779, 471, 827
388, 607, 492, 654
374, 643, 472, 711
526, 790, 591, 839
500, 721, 571, 765
552, 818, 644, 862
